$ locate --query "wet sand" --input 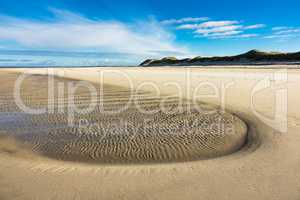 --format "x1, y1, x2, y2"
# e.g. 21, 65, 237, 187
0, 72, 247, 164
0, 67, 300, 200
